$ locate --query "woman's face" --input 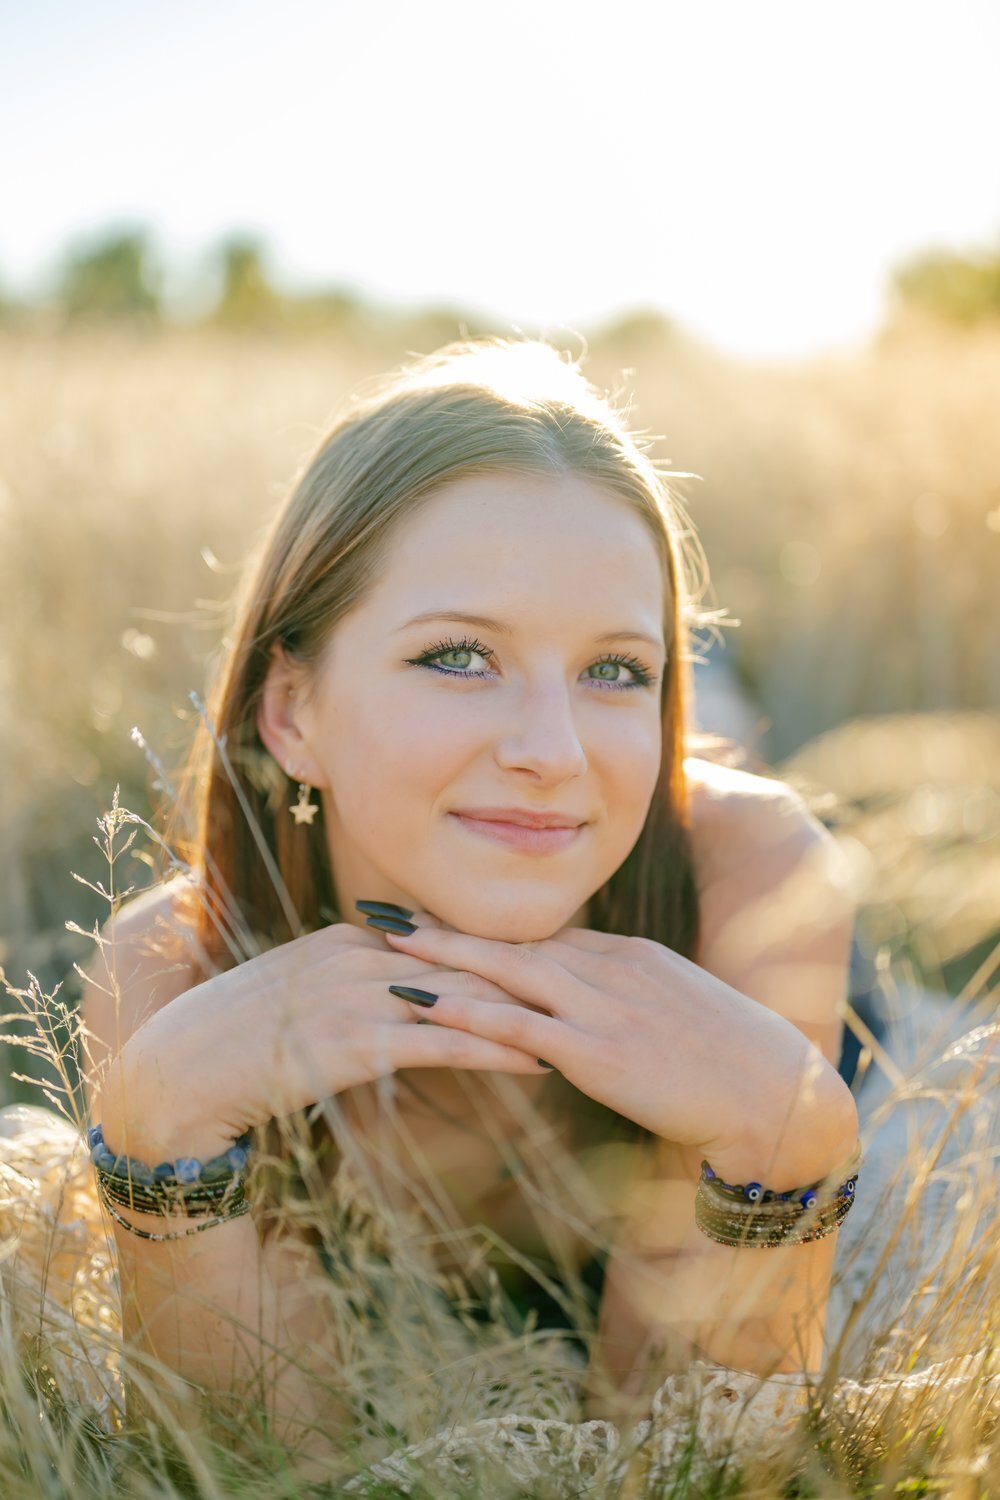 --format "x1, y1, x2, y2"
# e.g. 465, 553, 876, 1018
290, 470, 669, 941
